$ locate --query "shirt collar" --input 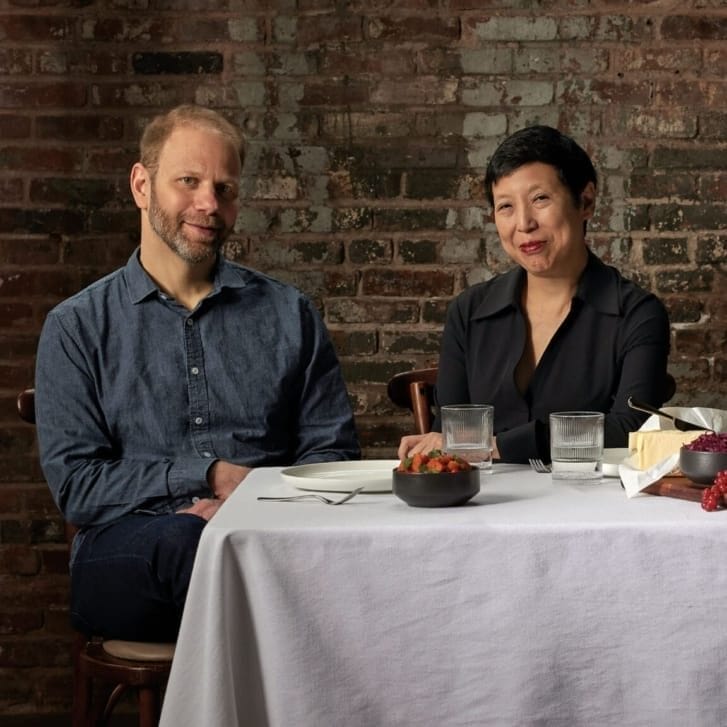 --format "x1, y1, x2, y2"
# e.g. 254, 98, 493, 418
124, 249, 251, 305
472, 249, 621, 320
